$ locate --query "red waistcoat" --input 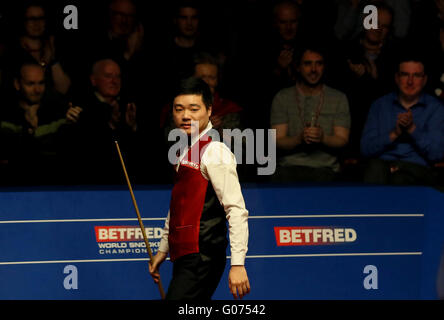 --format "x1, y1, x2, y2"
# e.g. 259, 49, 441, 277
168, 134, 217, 262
